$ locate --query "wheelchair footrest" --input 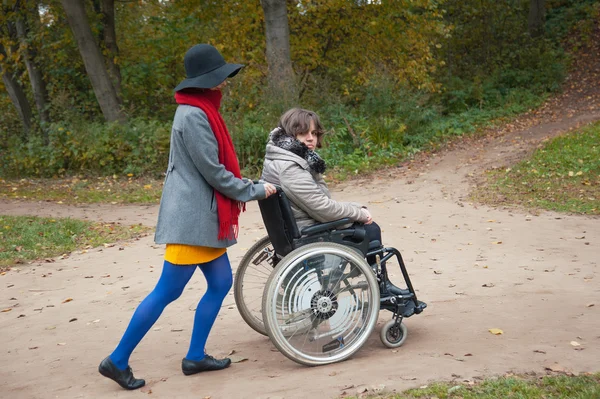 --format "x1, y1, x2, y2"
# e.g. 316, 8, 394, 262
400, 299, 427, 318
